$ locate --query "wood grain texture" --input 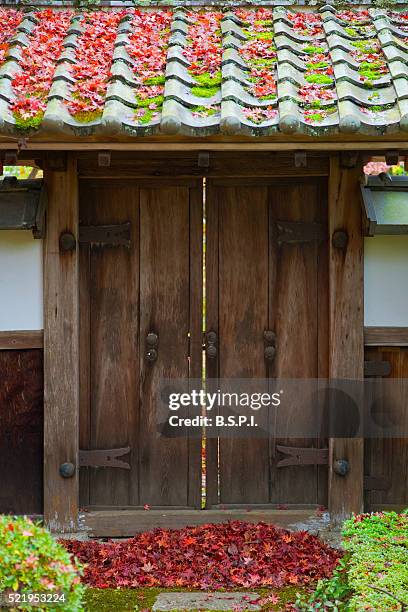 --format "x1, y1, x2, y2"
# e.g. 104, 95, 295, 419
0, 330, 43, 350
79, 180, 202, 508
79, 180, 139, 507
0, 349, 43, 514
139, 186, 191, 506
83, 508, 316, 538
364, 347, 408, 510
43, 155, 79, 532
77, 152, 329, 179
328, 156, 364, 519
269, 179, 328, 506
206, 178, 328, 507
364, 327, 408, 346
